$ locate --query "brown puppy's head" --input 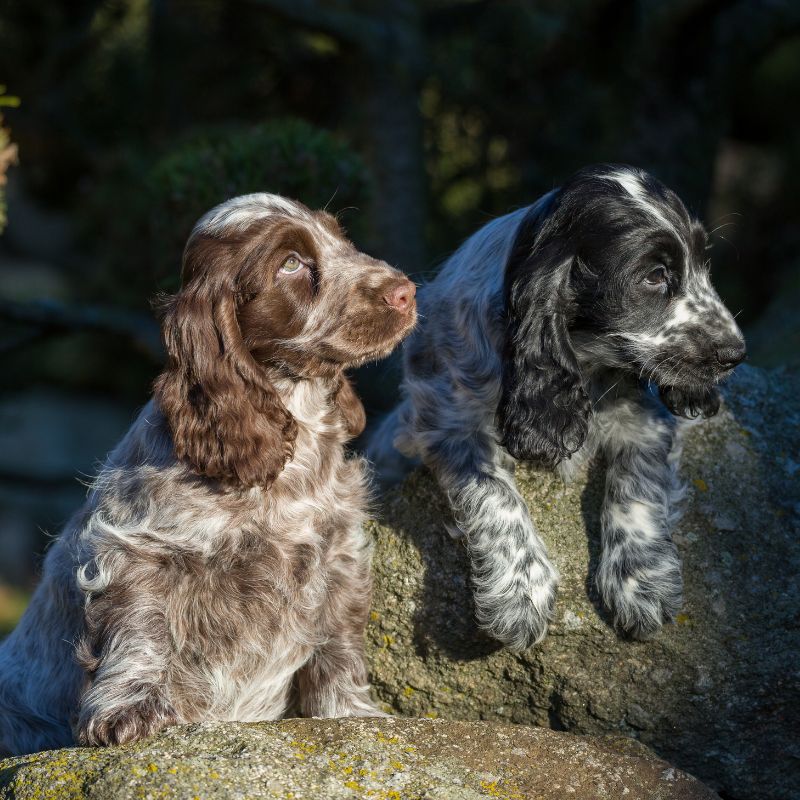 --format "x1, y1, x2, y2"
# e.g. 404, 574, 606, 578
155, 193, 416, 487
